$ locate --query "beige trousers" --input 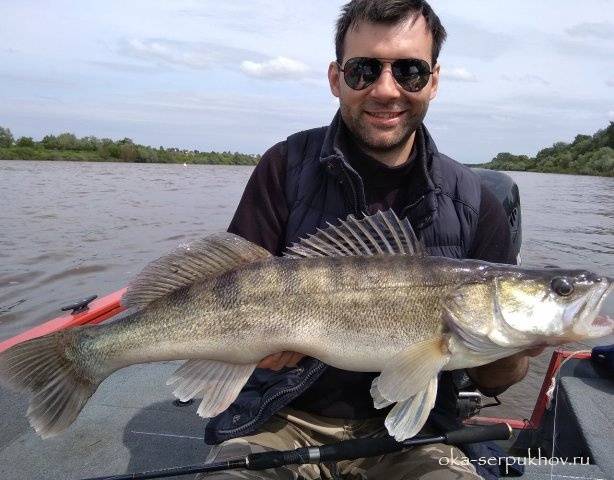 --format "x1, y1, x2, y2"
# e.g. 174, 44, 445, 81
198, 408, 483, 479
